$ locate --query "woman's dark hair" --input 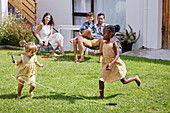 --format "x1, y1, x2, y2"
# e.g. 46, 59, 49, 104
42, 12, 54, 26
106, 25, 120, 37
